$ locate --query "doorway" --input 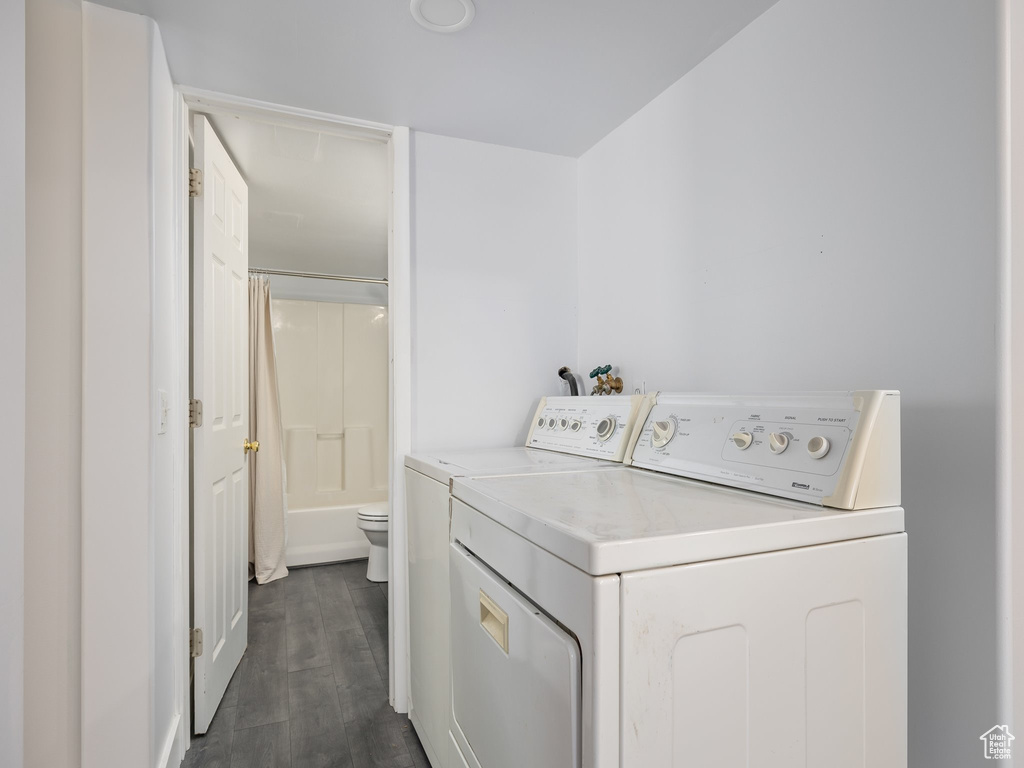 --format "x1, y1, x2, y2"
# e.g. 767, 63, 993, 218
177, 89, 412, 754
